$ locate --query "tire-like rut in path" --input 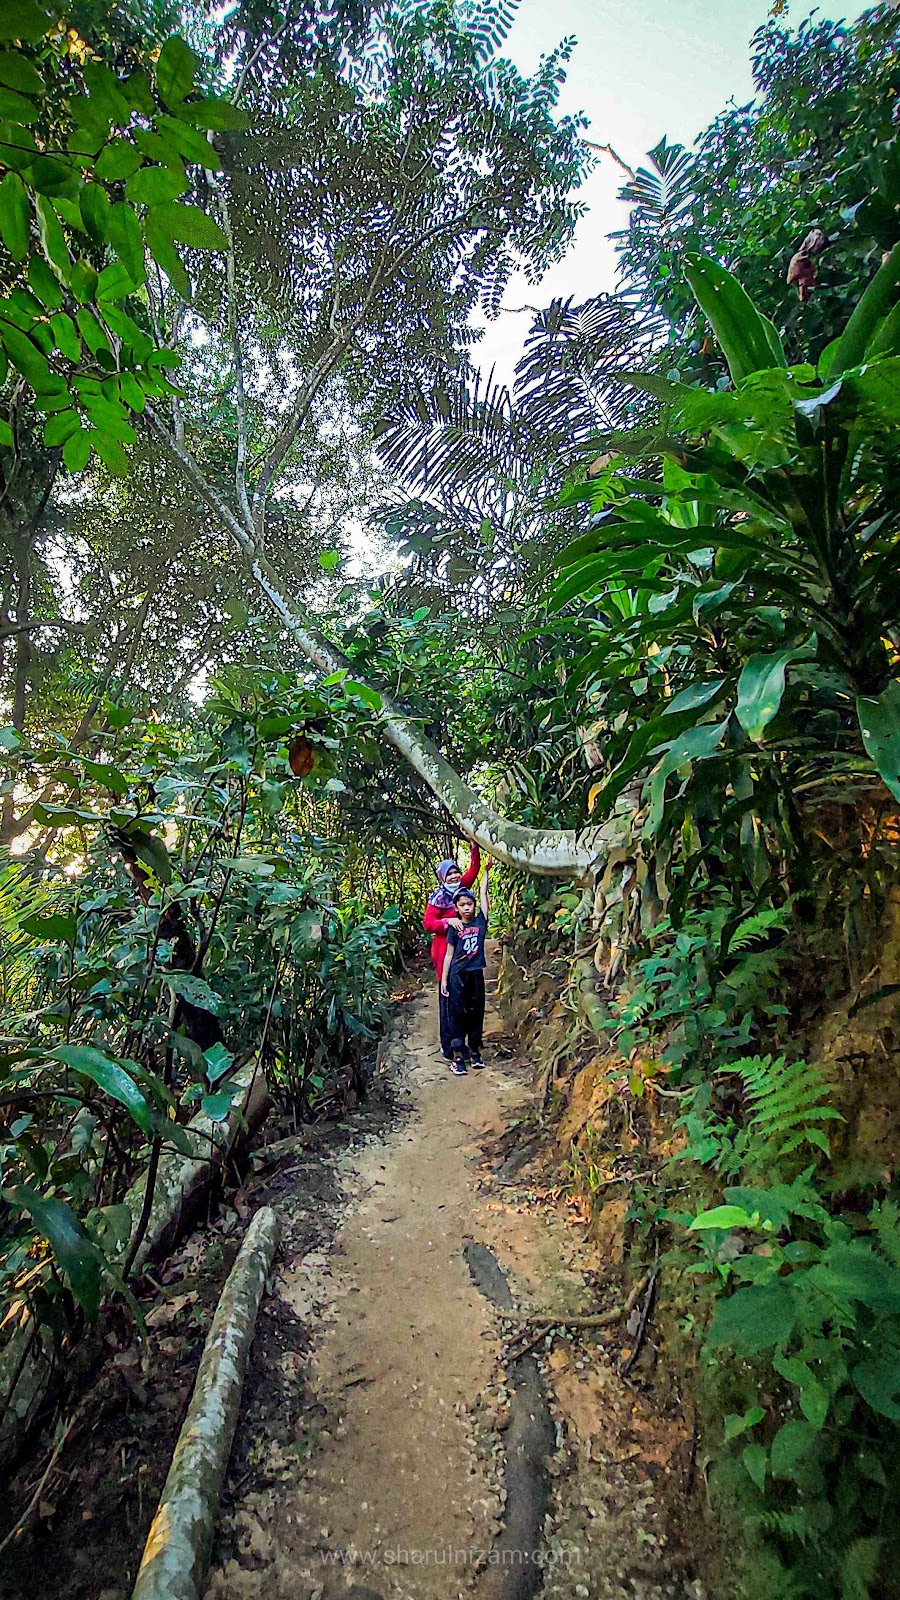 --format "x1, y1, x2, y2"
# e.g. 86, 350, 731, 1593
204, 974, 705, 1600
